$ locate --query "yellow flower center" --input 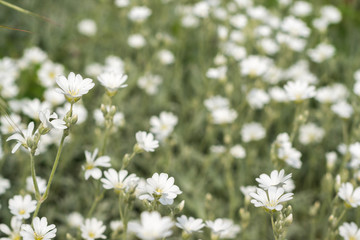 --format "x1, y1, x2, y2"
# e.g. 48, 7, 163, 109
49, 72, 55, 79
89, 232, 95, 238
85, 164, 94, 170
34, 234, 44, 240
18, 209, 25, 215
350, 236, 356, 240
155, 188, 163, 194
12, 234, 21, 240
